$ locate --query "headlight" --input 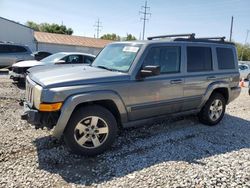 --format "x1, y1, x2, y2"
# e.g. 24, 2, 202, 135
33, 84, 42, 109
